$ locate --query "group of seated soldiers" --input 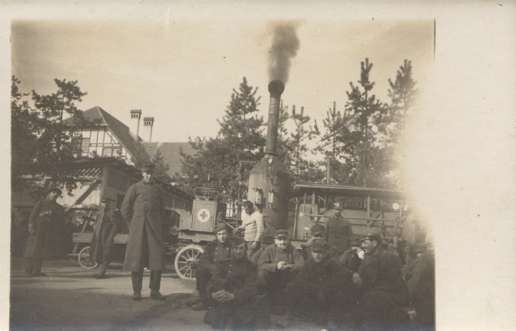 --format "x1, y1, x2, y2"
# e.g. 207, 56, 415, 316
190, 222, 435, 331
